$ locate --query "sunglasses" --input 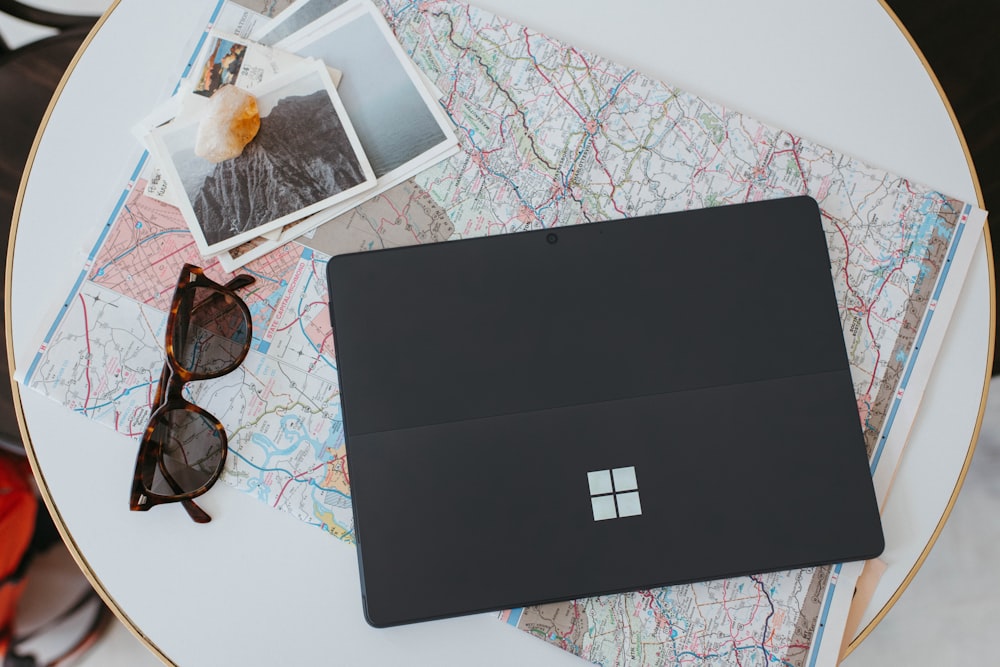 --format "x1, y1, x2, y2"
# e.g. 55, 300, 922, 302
129, 264, 255, 523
